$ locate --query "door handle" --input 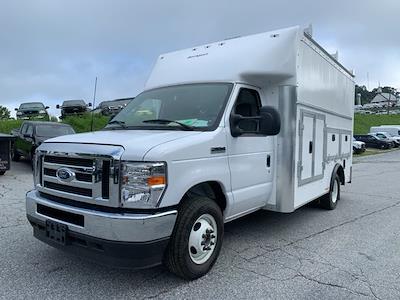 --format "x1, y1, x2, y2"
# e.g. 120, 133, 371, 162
309, 141, 313, 154
266, 155, 271, 167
